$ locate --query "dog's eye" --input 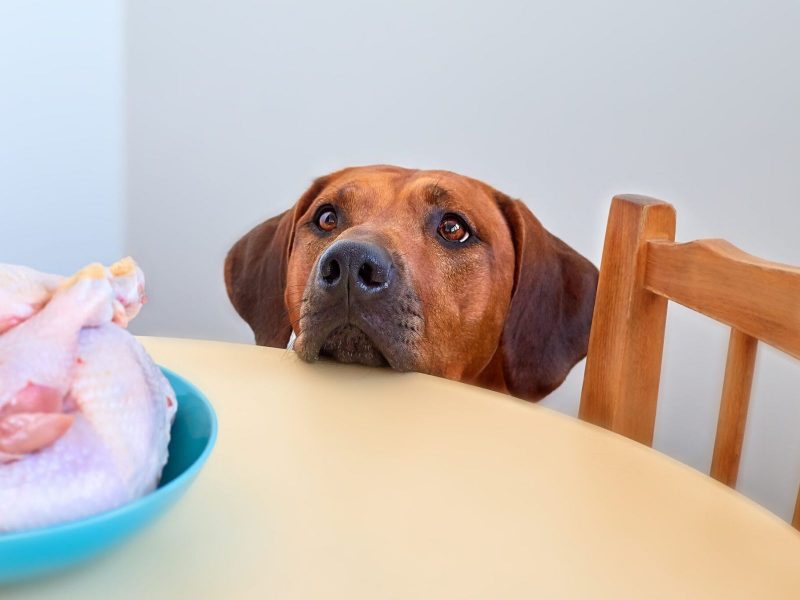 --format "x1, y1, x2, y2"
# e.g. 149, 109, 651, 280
316, 206, 338, 232
437, 214, 471, 243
